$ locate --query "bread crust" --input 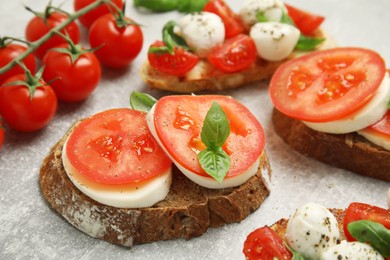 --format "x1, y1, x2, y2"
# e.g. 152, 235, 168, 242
272, 108, 390, 182
39, 124, 271, 247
